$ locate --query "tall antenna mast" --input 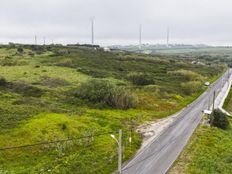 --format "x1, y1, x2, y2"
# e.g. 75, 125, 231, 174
166, 27, 170, 48
139, 24, 142, 50
35, 35, 37, 45
91, 18, 95, 45
43, 37, 46, 45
